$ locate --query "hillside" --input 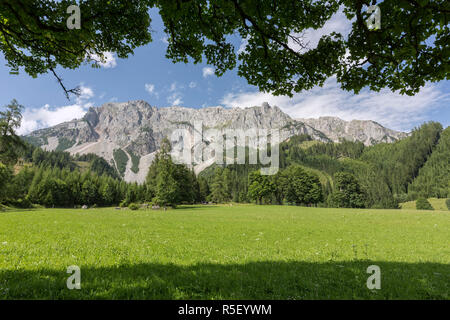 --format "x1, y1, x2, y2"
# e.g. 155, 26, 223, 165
408, 127, 450, 198
200, 122, 449, 208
